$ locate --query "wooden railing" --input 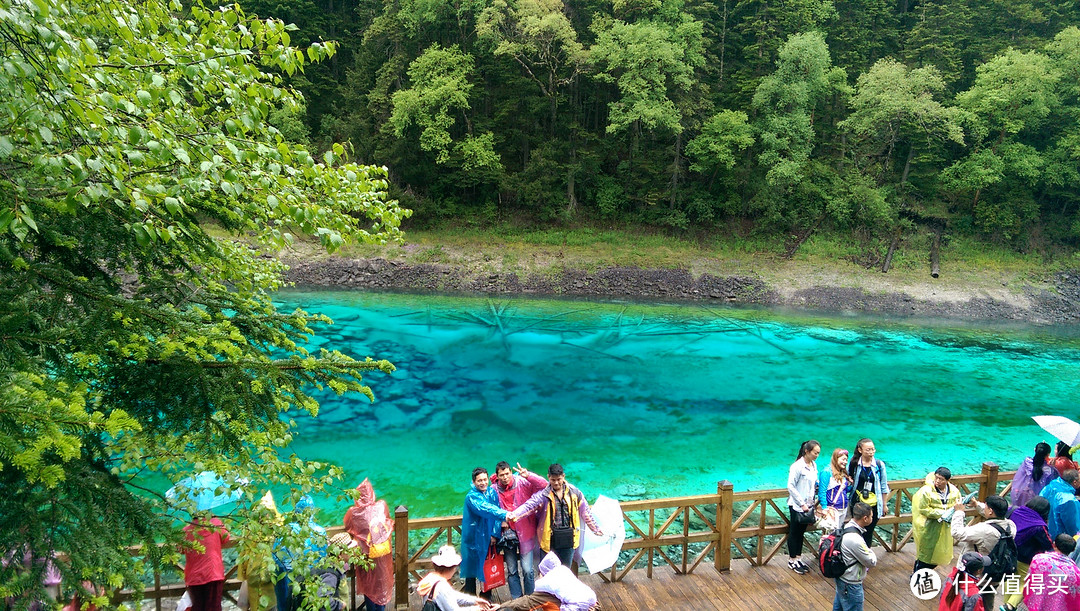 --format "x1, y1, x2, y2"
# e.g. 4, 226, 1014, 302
389, 487, 731, 593
724, 462, 1014, 569
122, 463, 1015, 610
